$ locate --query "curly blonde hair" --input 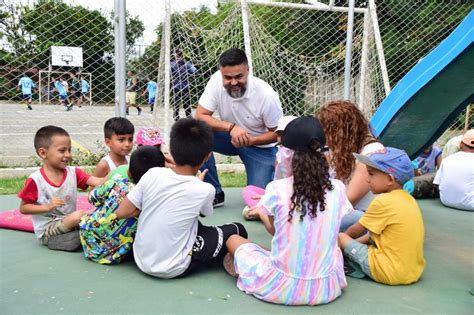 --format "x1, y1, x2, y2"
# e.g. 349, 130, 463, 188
316, 100, 376, 183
